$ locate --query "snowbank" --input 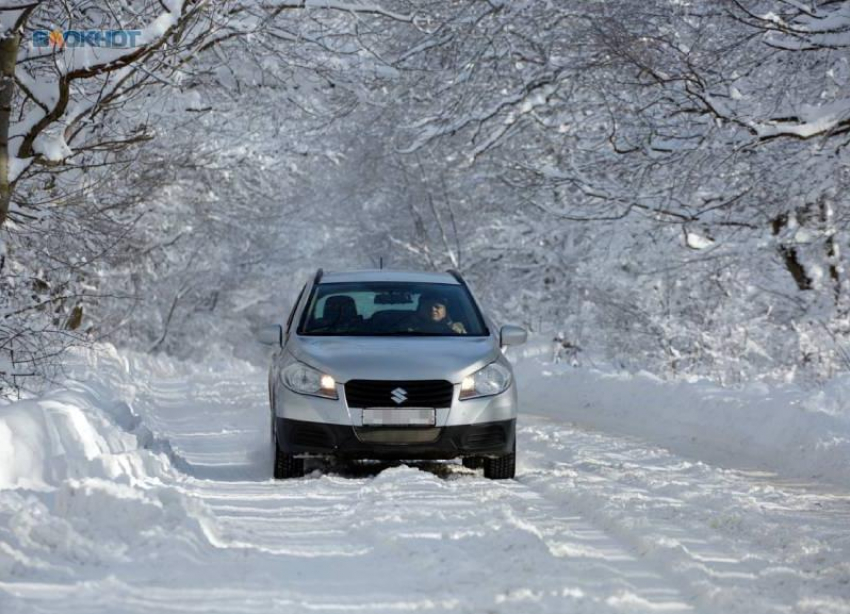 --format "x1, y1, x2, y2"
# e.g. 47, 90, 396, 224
0, 341, 265, 490
511, 339, 850, 489
0, 346, 227, 582
0, 383, 173, 490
